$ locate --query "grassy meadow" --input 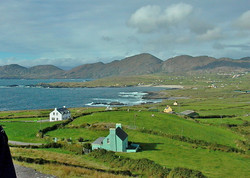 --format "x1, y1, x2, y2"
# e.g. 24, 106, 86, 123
0, 73, 249, 177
